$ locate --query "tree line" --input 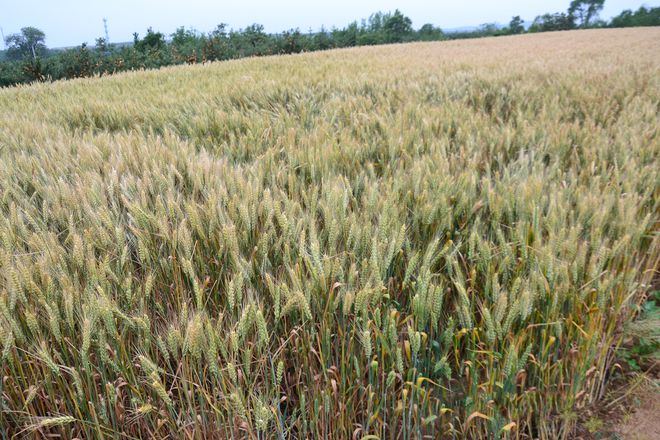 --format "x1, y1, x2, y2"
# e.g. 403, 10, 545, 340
1, 2, 658, 88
